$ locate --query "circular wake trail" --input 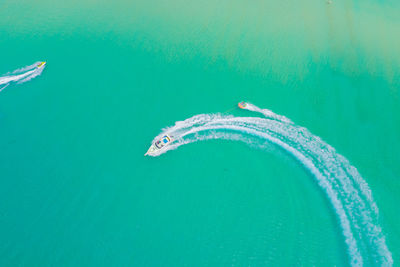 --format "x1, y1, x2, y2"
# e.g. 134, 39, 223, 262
149, 109, 392, 266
